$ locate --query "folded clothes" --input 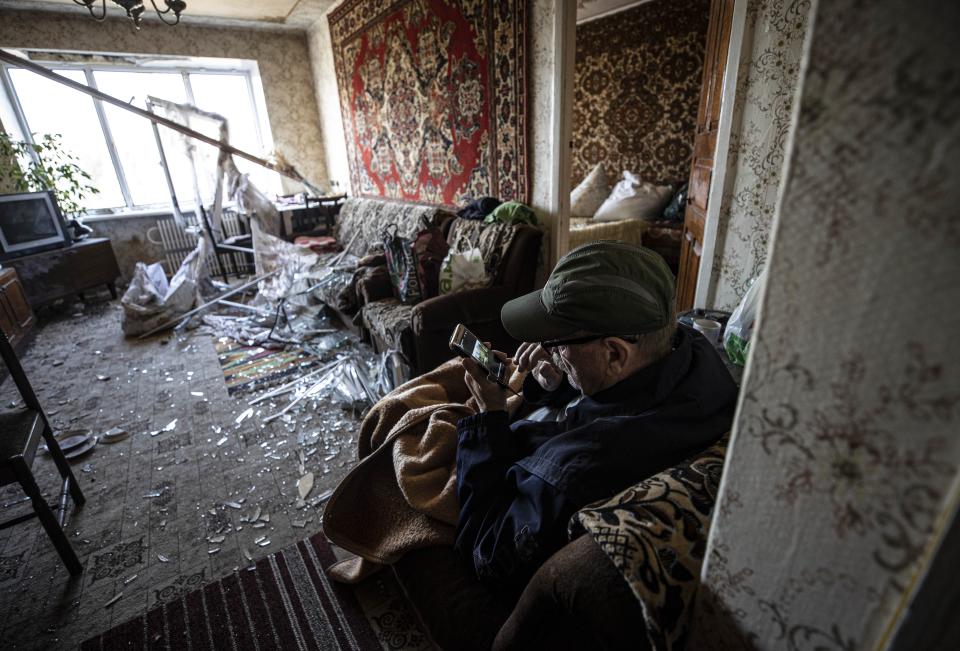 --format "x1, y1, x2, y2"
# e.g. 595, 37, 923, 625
457, 196, 503, 221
